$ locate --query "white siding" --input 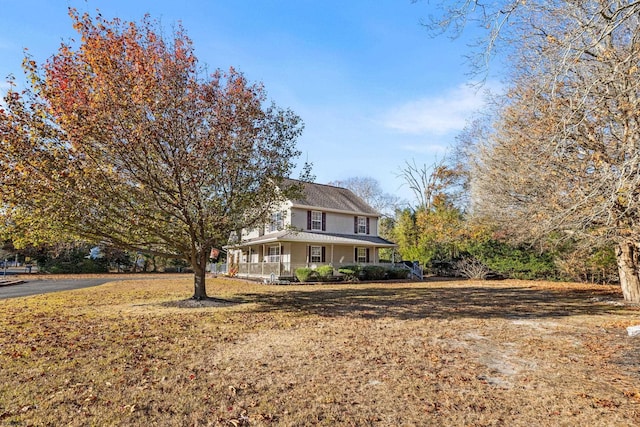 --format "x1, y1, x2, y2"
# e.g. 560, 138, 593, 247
290, 207, 308, 230
290, 207, 379, 236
